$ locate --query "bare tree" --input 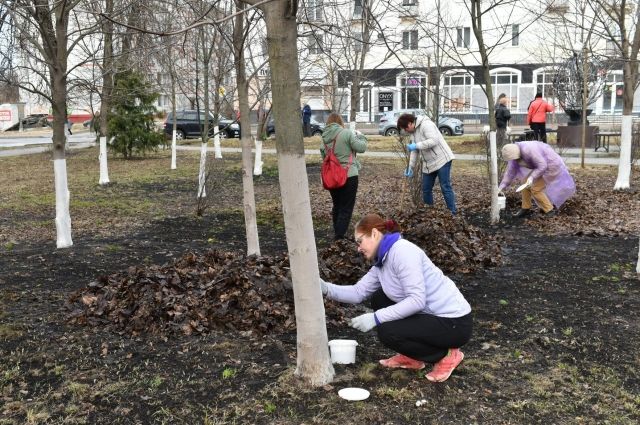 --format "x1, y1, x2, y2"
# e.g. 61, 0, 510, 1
588, 0, 639, 190
0, 0, 102, 247
256, 0, 334, 386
